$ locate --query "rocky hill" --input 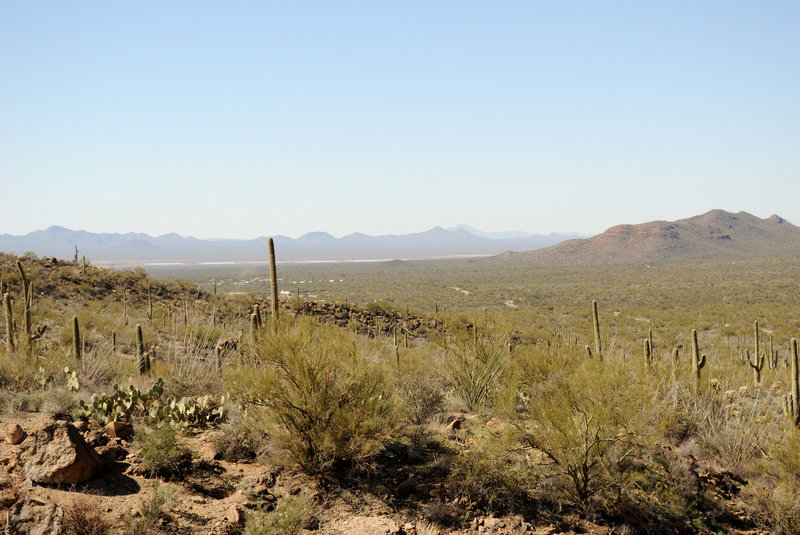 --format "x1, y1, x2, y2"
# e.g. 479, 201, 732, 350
496, 210, 800, 264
